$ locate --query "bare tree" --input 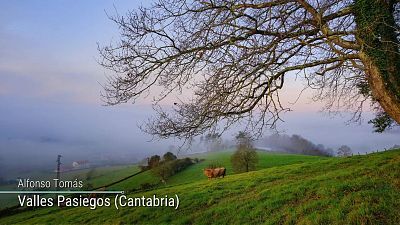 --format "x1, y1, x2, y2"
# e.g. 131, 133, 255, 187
203, 133, 224, 152
99, 0, 400, 139
235, 131, 254, 149
231, 131, 258, 173
337, 145, 352, 157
